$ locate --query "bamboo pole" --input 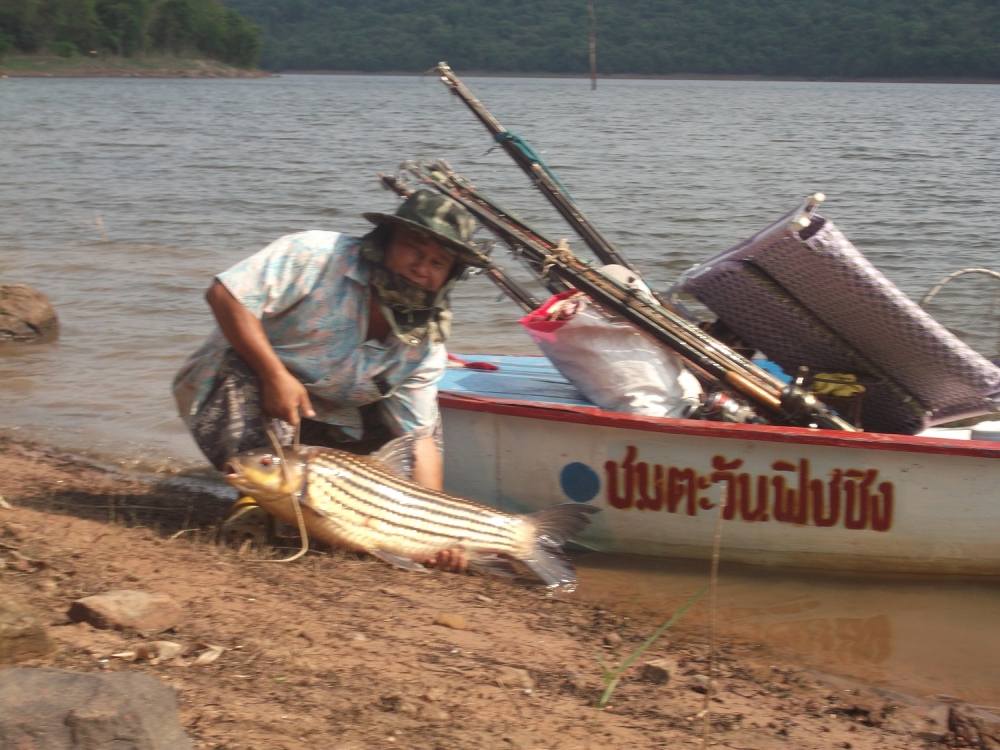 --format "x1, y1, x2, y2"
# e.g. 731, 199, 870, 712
409, 163, 857, 431
588, 0, 598, 90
